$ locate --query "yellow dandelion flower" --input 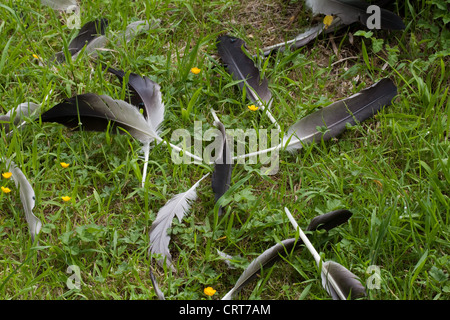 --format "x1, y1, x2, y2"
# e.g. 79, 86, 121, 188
323, 15, 334, 29
2, 172, 12, 179
60, 162, 70, 168
204, 287, 216, 296
1, 186, 12, 194
190, 67, 201, 75
247, 104, 259, 111
61, 196, 71, 202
